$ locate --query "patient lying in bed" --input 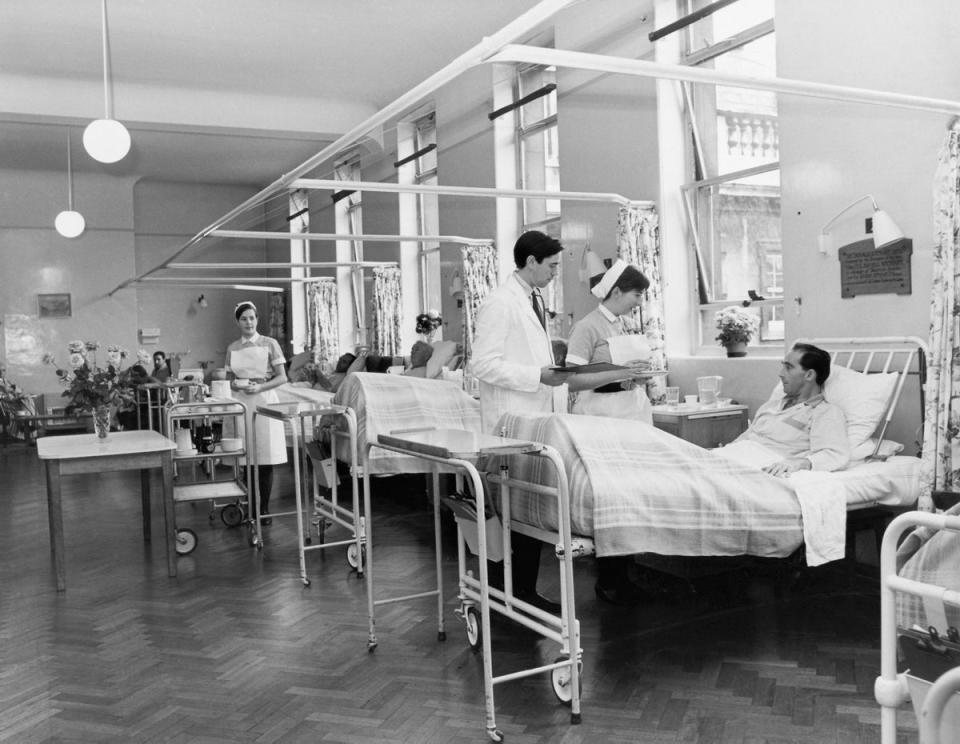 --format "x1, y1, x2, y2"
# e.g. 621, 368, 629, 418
726, 343, 850, 477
